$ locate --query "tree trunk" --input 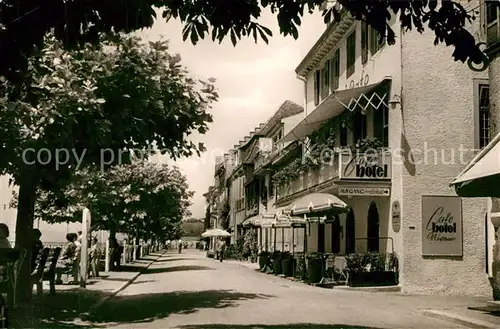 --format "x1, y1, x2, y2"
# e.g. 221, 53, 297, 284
14, 178, 37, 303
